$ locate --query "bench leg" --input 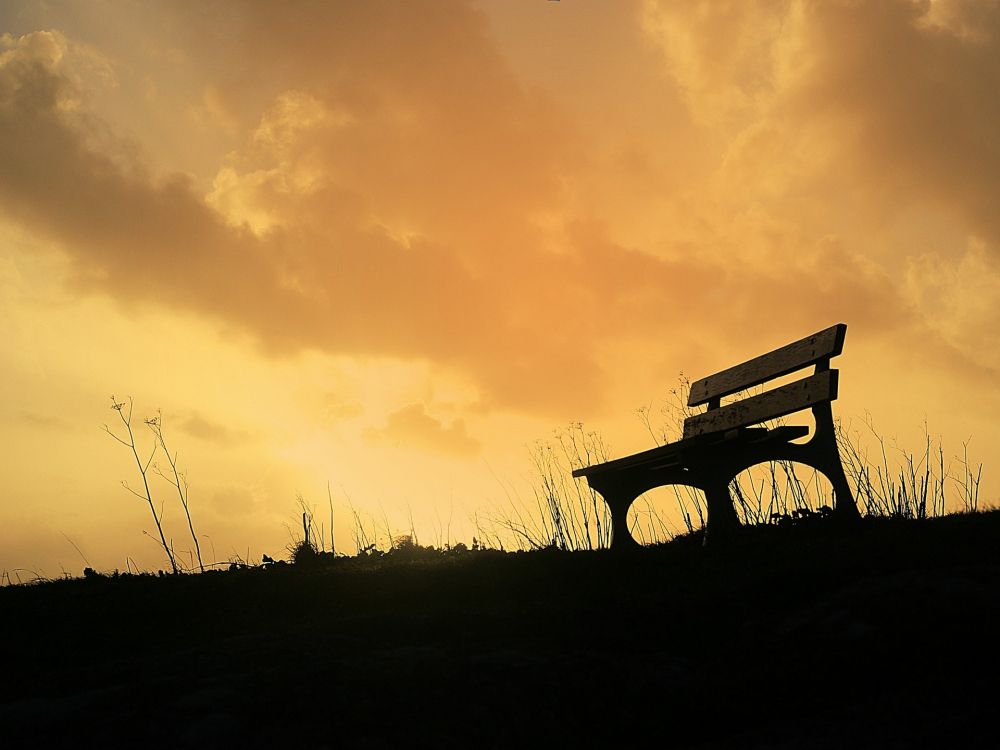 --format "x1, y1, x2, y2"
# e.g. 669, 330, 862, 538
582, 477, 641, 552
822, 454, 861, 522
810, 403, 861, 521
588, 484, 640, 552
608, 492, 640, 551
703, 477, 741, 546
